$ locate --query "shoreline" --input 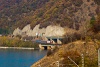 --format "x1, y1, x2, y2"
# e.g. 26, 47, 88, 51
0, 47, 35, 50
